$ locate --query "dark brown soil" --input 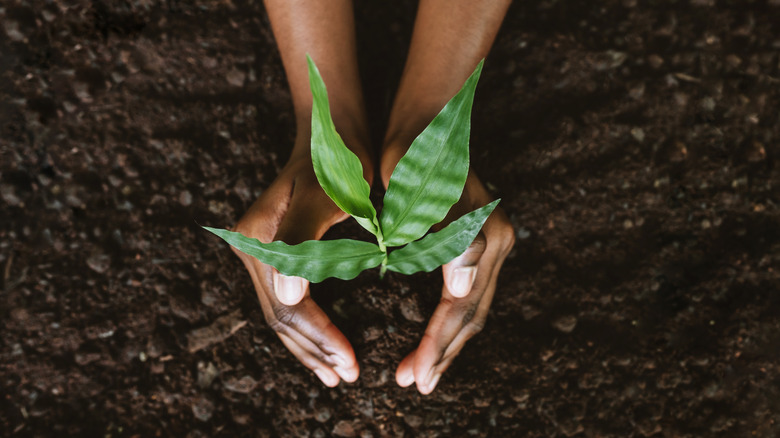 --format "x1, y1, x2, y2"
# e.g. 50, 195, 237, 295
2, 1, 779, 436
